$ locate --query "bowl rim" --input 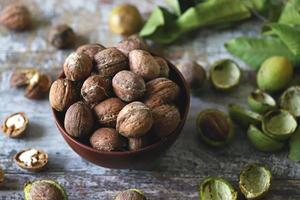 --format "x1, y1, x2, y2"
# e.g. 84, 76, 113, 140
52, 56, 190, 156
